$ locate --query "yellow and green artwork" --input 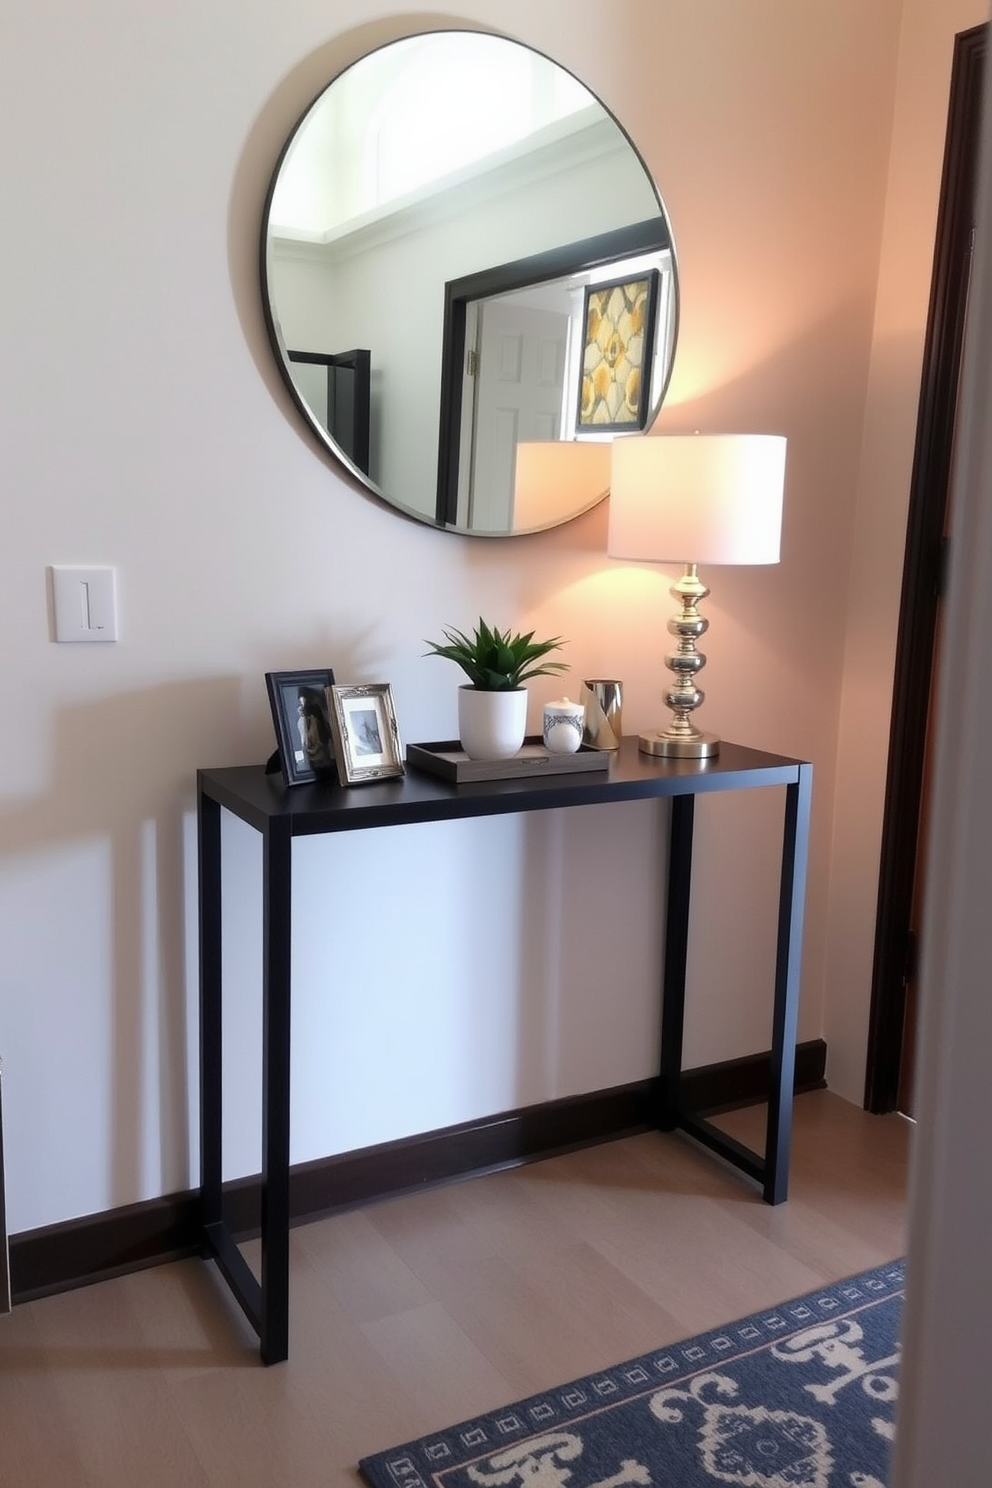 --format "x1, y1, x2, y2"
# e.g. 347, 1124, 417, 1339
578, 271, 657, 433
